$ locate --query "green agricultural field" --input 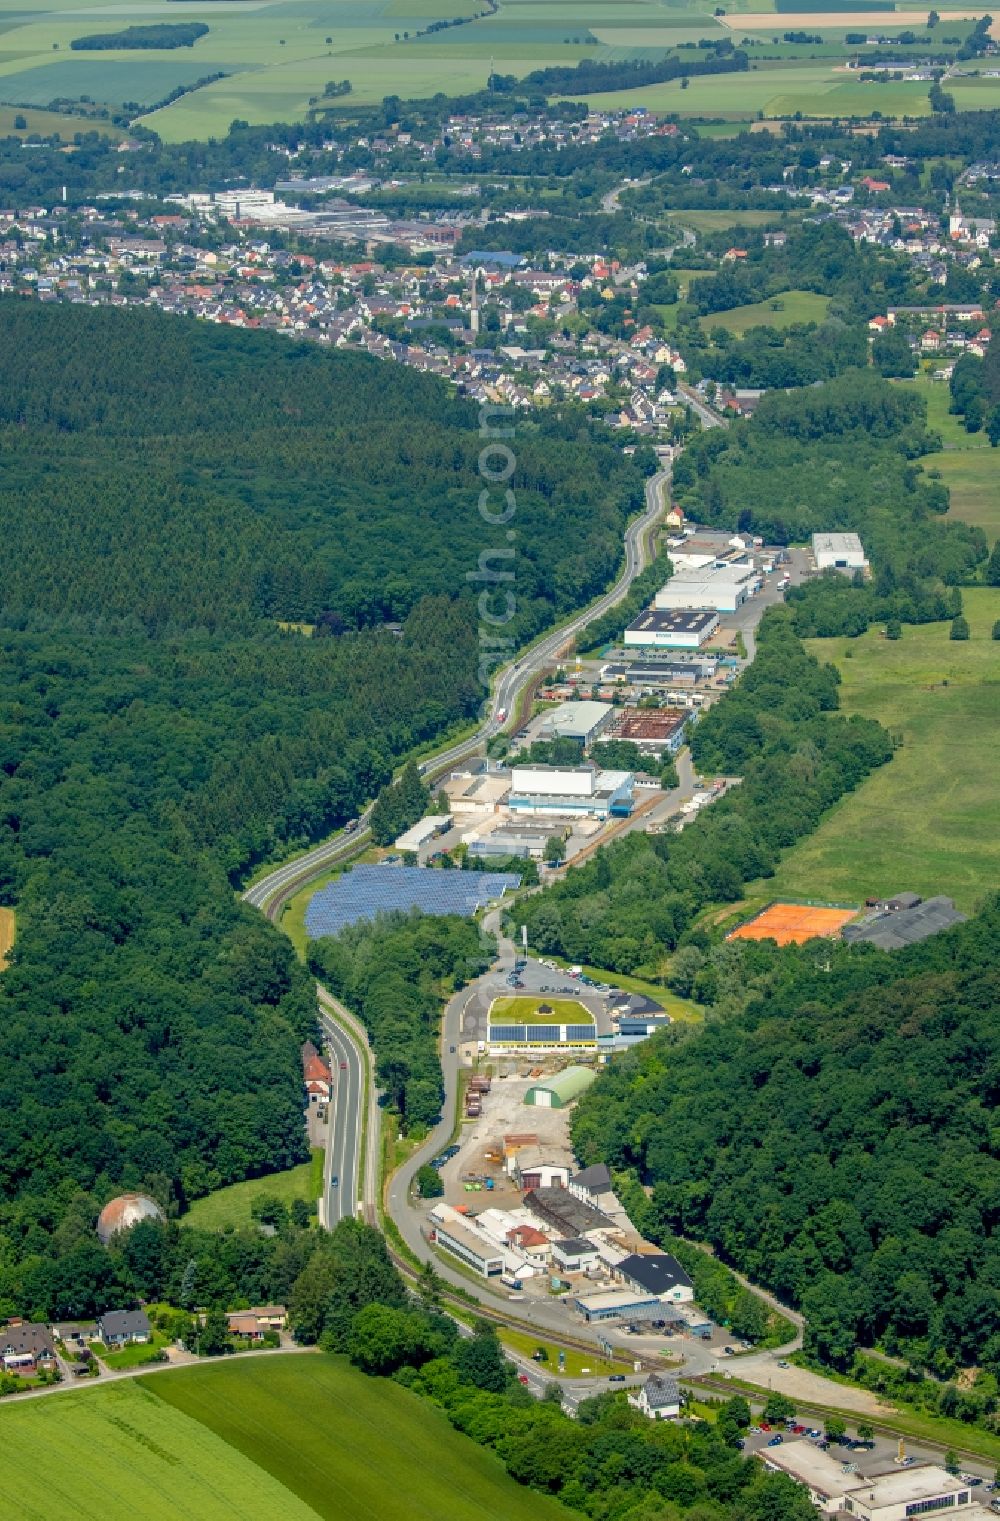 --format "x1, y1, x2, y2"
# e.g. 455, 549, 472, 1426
489, 993, 595, 1024
0, 102, 124, 137
753, 589, 1000, 913
0, 1356, 572, 1519
699, 288, 830, 333
151, 1355, 572, 1520
183, 1150, 323, 1230
675, 209, 791, 233
0, 1374, 322, 1521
